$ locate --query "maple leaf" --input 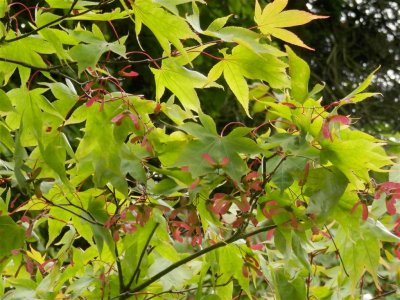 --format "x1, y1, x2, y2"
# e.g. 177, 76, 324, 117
254, 0, 328, 50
